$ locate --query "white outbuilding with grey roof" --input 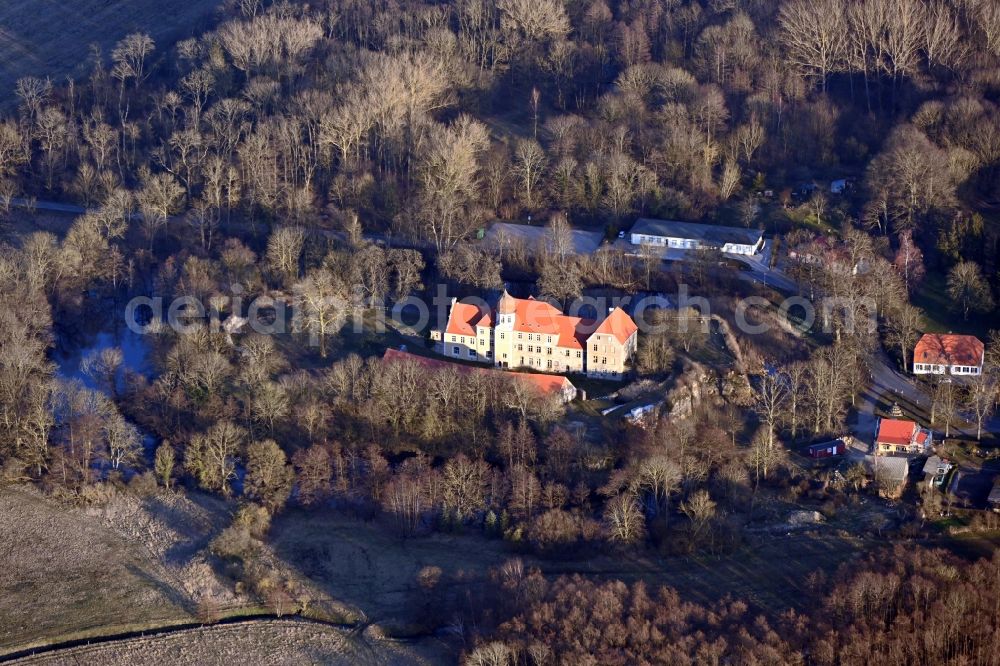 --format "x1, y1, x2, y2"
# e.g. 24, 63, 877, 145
628, 218, 764, 255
